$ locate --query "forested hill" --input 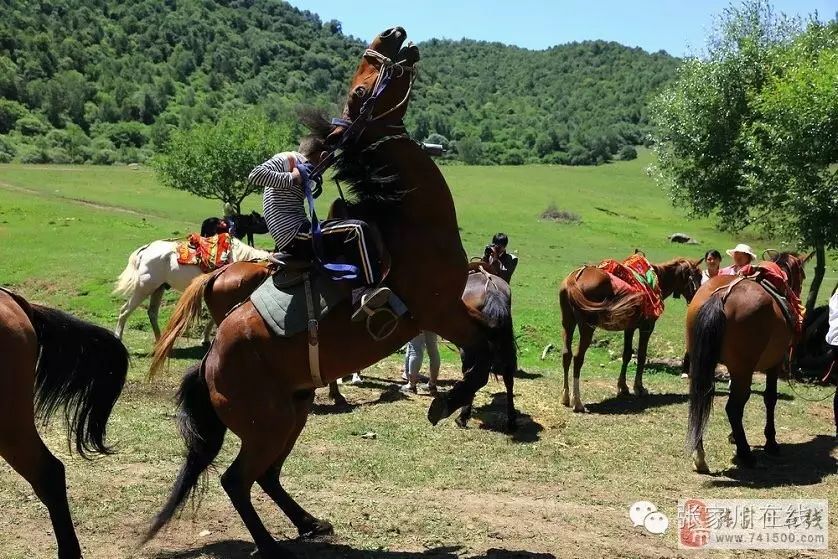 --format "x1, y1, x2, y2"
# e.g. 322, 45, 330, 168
0, 0, 680, 166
